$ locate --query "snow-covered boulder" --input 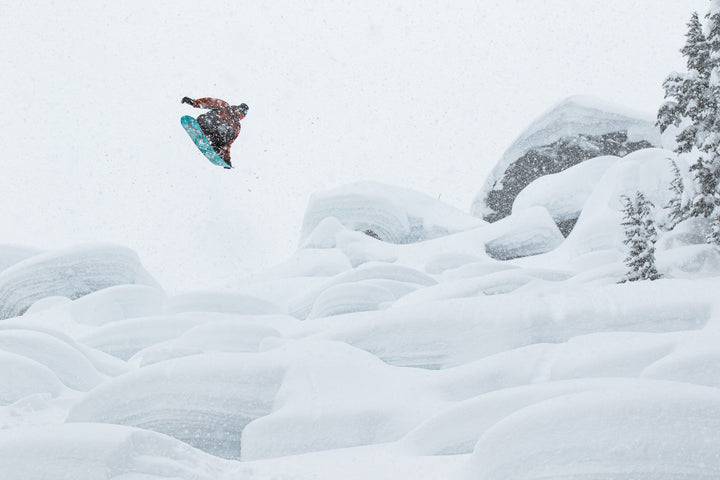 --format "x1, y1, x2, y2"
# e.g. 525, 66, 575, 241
0, 328, 108, 391
0, 424, 233, 480
483, 206, 565, 260
472, 96, 660, 222
67, 352, 286, 460
129, 318, 283, 367
301, 181, 483, 244
79, 313, 218, 360
512, 155, 619, 236
0, 244, 159, 320
0, 351, 67, 405
311, 278, 714, 369
461, 379, 720, 480
240, 340, 442, 460
287, 261, 437, 320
